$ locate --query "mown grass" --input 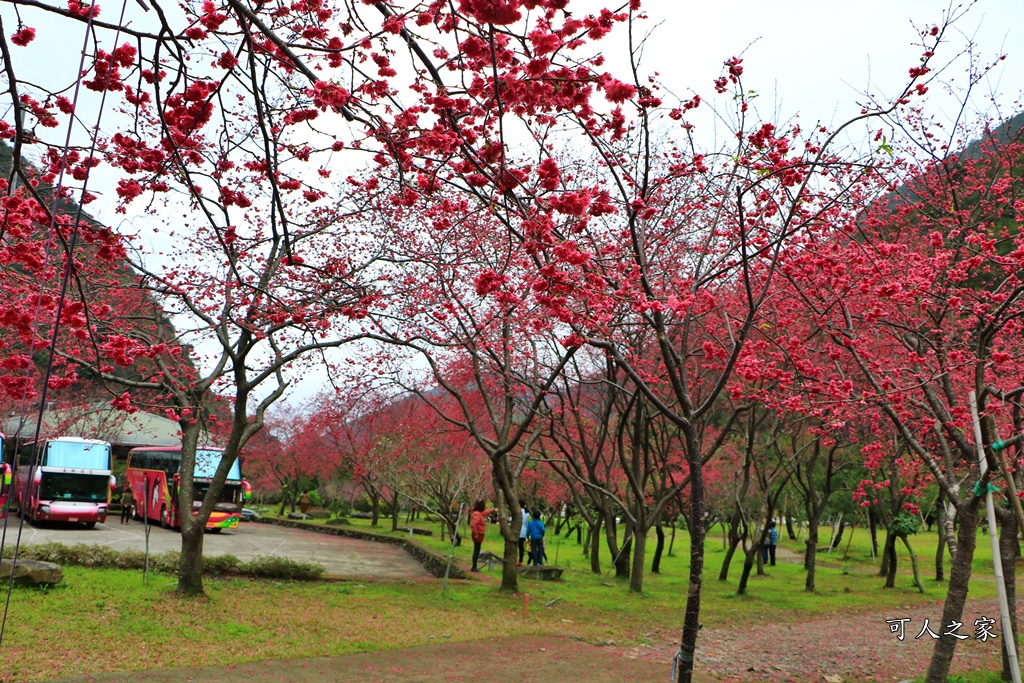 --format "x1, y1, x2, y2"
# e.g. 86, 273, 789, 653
0, 513, 1013, 682
332, 513, 1004, 619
